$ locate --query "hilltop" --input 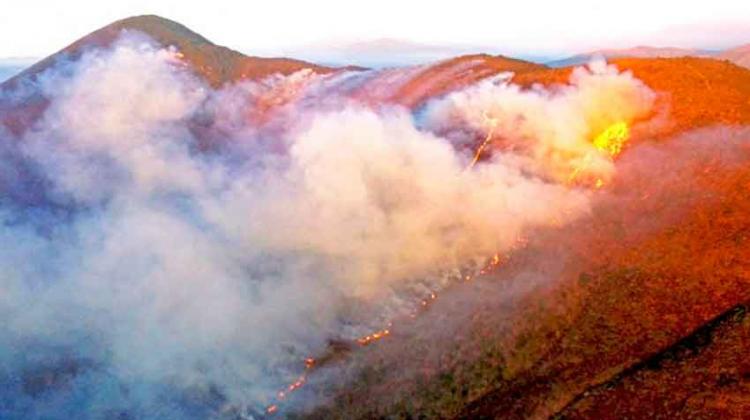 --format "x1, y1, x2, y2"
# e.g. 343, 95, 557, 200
2, 15, 331, 89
